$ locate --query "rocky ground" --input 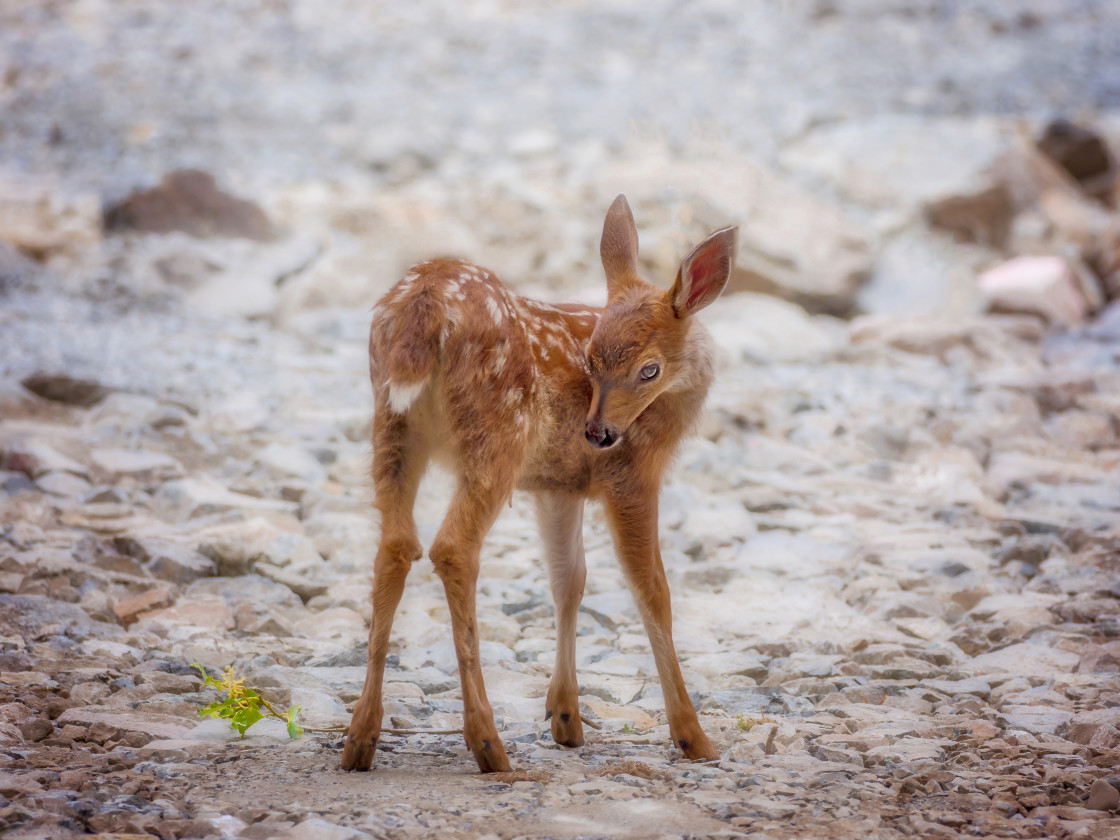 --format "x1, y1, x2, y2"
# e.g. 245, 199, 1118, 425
3, 1, 1120, 839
